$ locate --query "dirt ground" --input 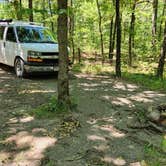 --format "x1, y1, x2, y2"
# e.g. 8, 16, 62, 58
0, 64, 166, 166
